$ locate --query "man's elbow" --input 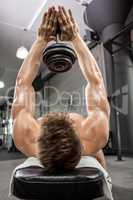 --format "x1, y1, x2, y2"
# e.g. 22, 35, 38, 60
100, 114, 110, 148
105, 101, 111, 118
12, 136, 22, 152
97, 120, 109, 149
13, 136, 27, 156
13, 136, 37, 157
100, 130, 109, 149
